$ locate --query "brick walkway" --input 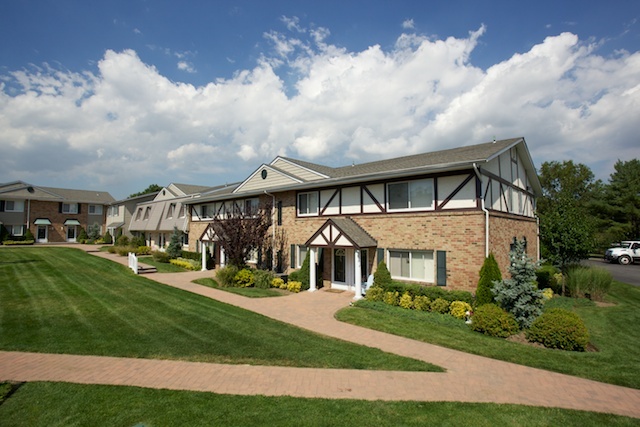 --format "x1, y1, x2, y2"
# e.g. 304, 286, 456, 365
1, 247, 639, 418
